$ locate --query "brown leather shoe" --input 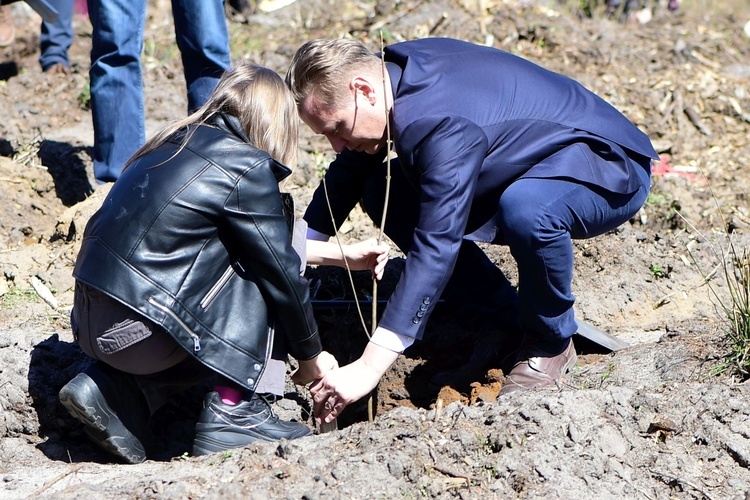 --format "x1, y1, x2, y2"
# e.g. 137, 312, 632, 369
499, 339, 577, 395
0, 5, 15, 48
